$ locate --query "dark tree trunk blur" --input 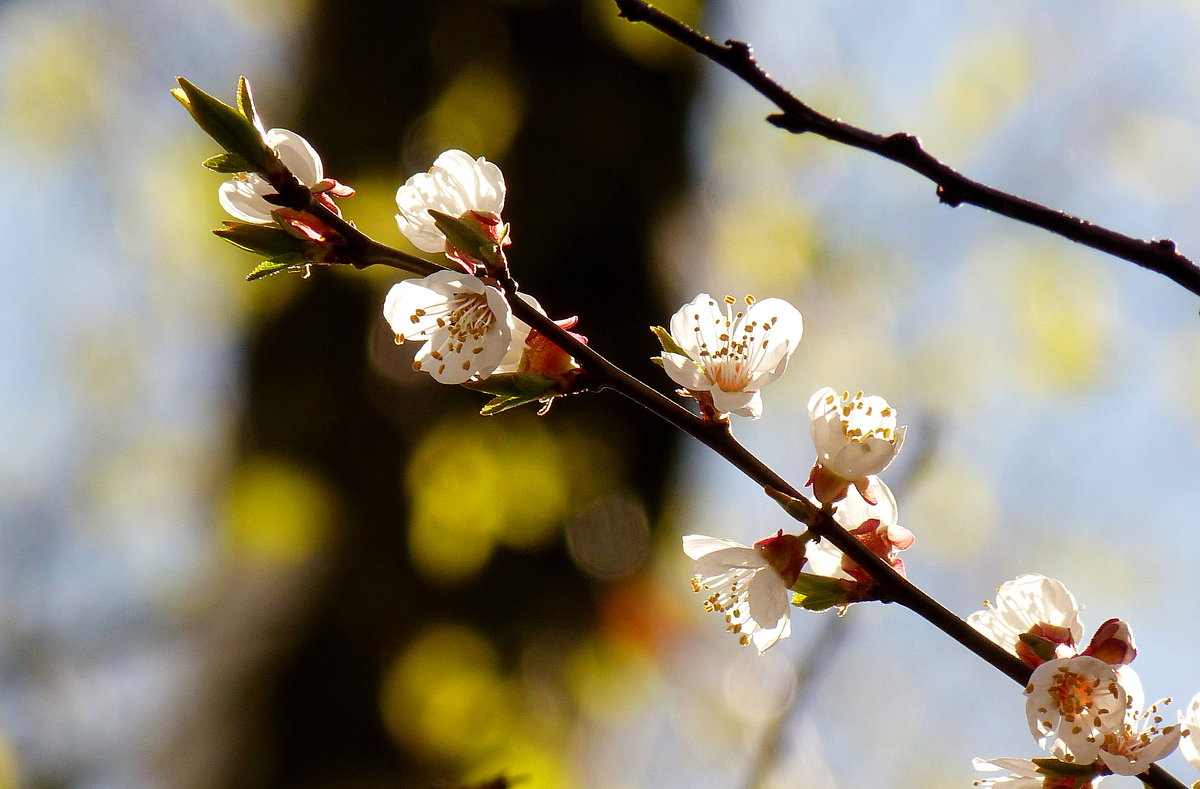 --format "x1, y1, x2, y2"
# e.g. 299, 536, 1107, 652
169, 2, 697, 787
